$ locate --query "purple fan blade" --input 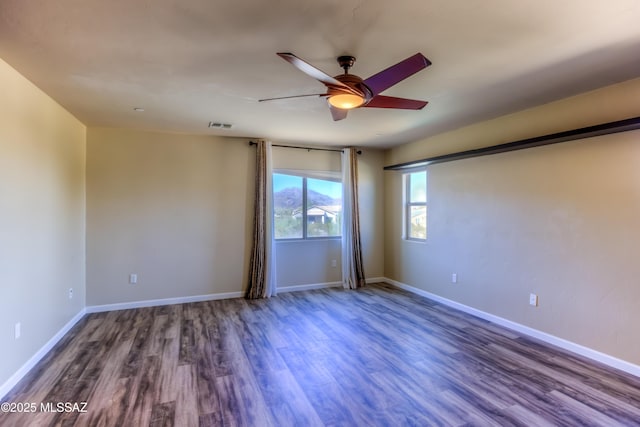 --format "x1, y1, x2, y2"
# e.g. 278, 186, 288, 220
363, 53, 431, 96
329, 106, 348, 121
364, 95, 428, 110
